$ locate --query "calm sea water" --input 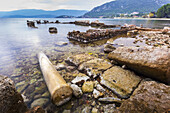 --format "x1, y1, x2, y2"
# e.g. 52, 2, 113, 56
0, 18, 169, 109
